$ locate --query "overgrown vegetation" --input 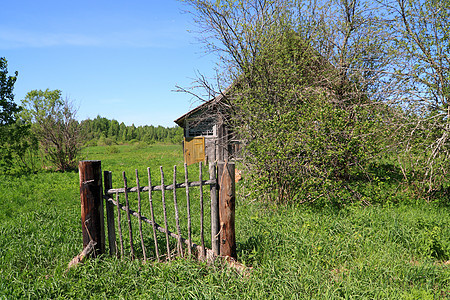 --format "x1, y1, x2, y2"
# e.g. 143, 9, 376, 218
387, 0, 450, 193
1, 144, 449, 298
21, 89, 82, 171
184, 0, 392, 204
1, 0, 450, 297
231, 31, 387, 204
183, 0, 450, 204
